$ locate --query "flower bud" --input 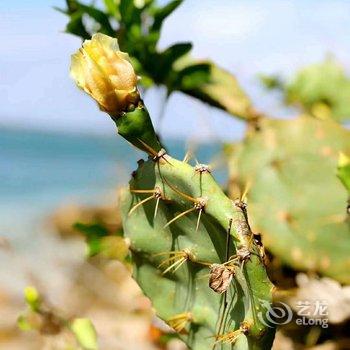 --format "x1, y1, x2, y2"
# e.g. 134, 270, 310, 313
70, 33, 139, 116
